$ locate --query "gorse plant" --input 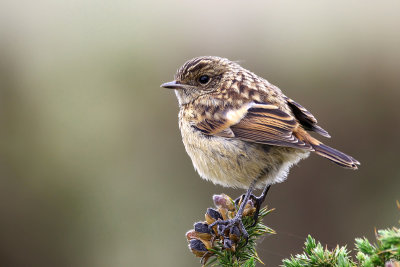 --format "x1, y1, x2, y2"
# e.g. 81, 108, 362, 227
282, 227, 400, 267
282, 235, 354, 267
186, 193, 275, 267
283, 202, 400, 267
187, 199, 400, 267
206, 207, 274, 267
